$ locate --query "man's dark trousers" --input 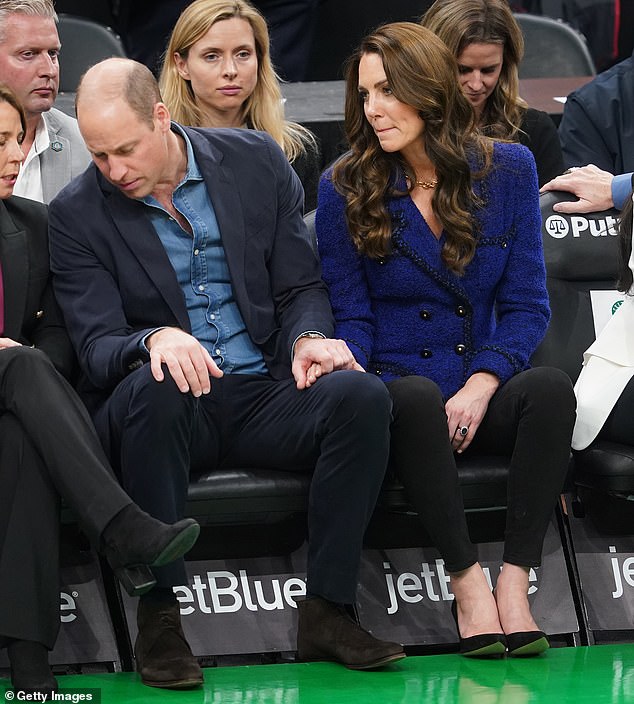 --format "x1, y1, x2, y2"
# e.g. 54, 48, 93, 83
93, 365, 392, 603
